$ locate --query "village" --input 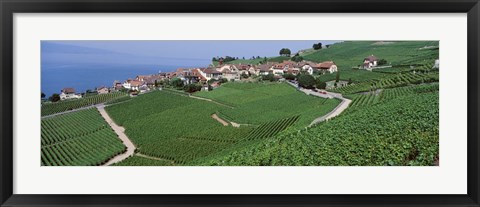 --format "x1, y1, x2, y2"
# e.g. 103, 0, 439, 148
53, 54, 393, 101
